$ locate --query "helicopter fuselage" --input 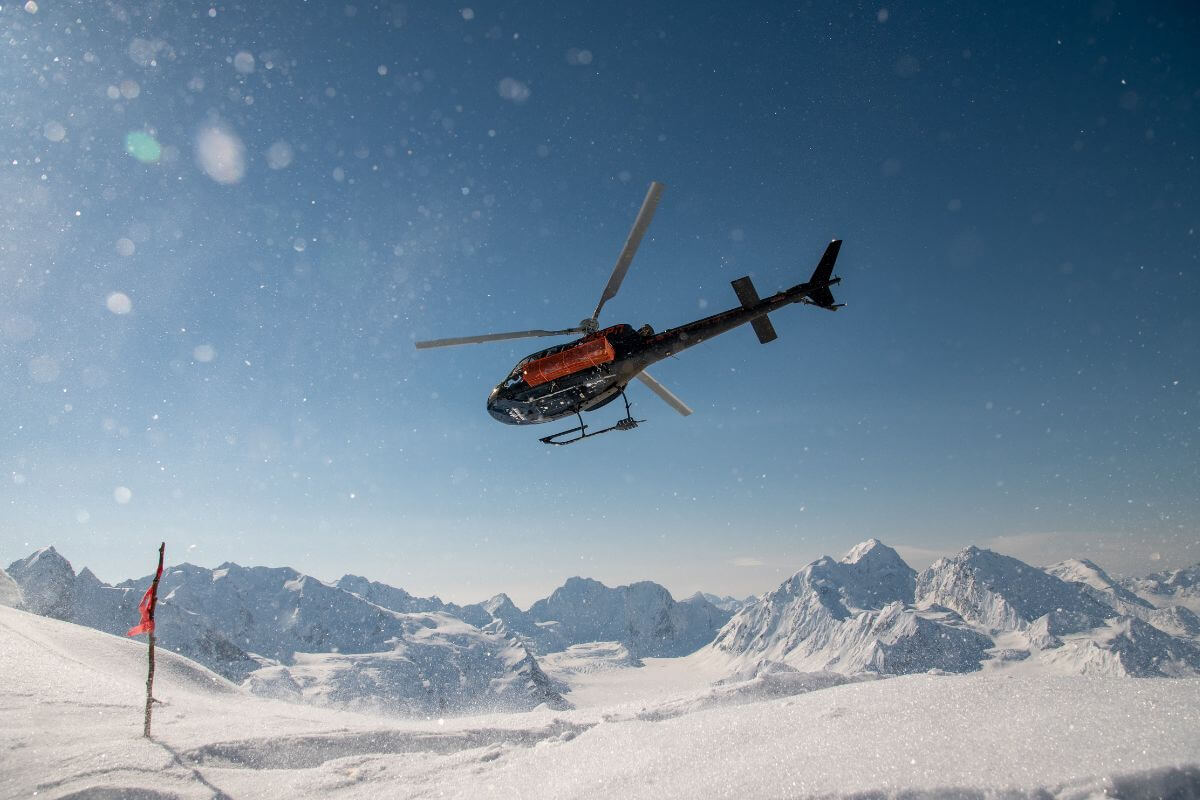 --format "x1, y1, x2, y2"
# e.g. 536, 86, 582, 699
486, 275, 837, 425
415, 179, 844, 443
